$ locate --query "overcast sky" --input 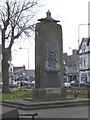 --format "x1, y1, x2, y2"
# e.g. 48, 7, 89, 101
11, 0, 89, 69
